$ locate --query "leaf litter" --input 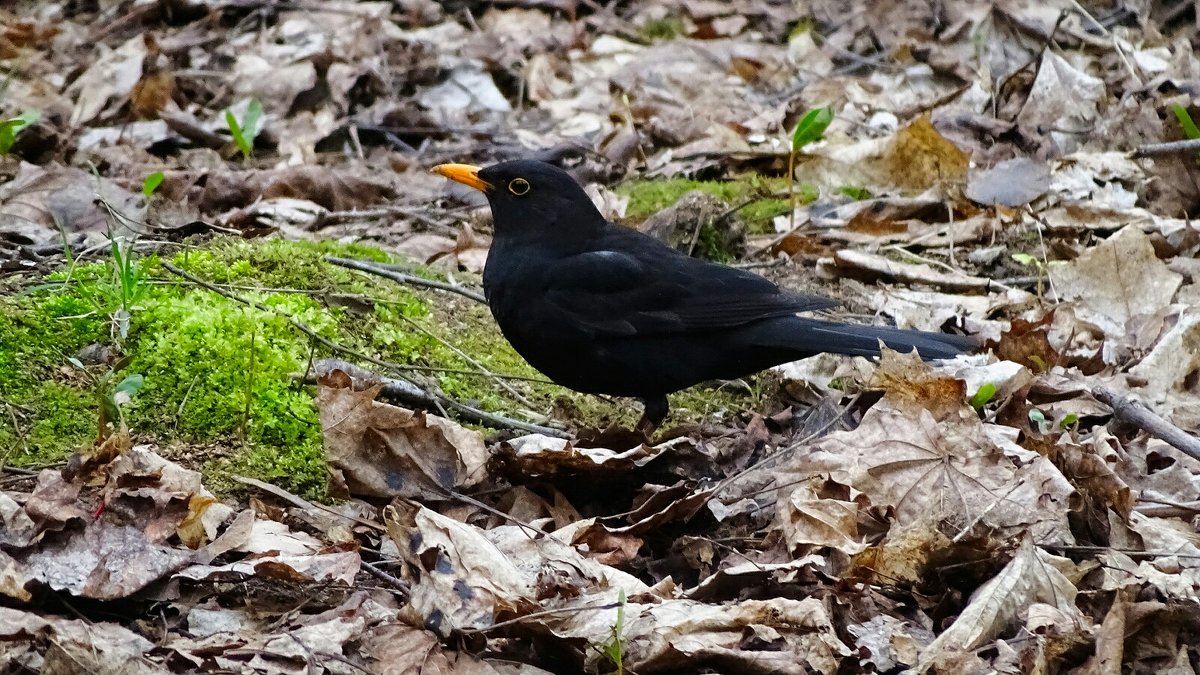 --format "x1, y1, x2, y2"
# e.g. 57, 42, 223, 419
3, 0, 1200, 672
